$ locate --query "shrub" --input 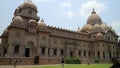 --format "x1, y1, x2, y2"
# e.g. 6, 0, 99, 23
65, 57, 81, 64
95, 59, 100, 63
